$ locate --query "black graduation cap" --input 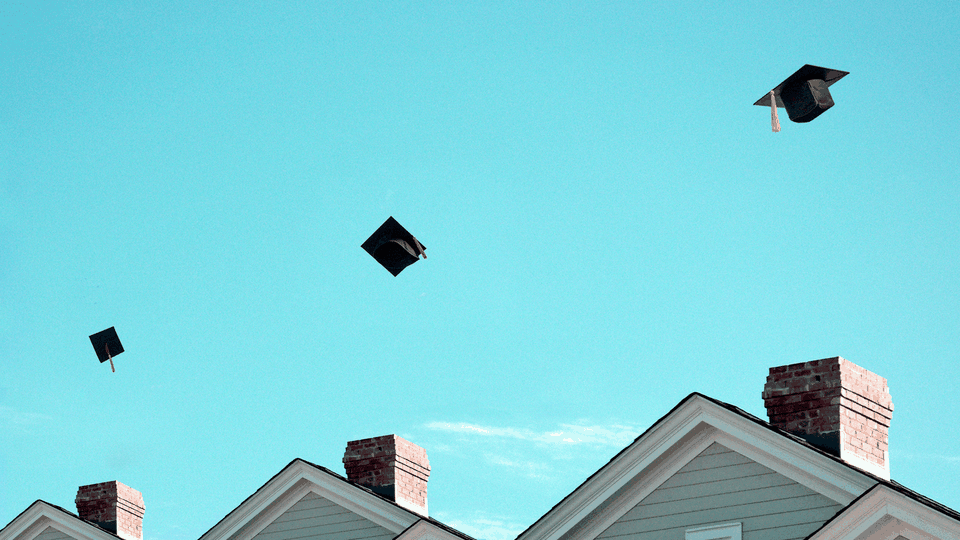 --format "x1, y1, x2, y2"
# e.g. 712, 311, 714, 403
89, 327, 124, 372
755, 64, 849, 131
361, 216, 426, 276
